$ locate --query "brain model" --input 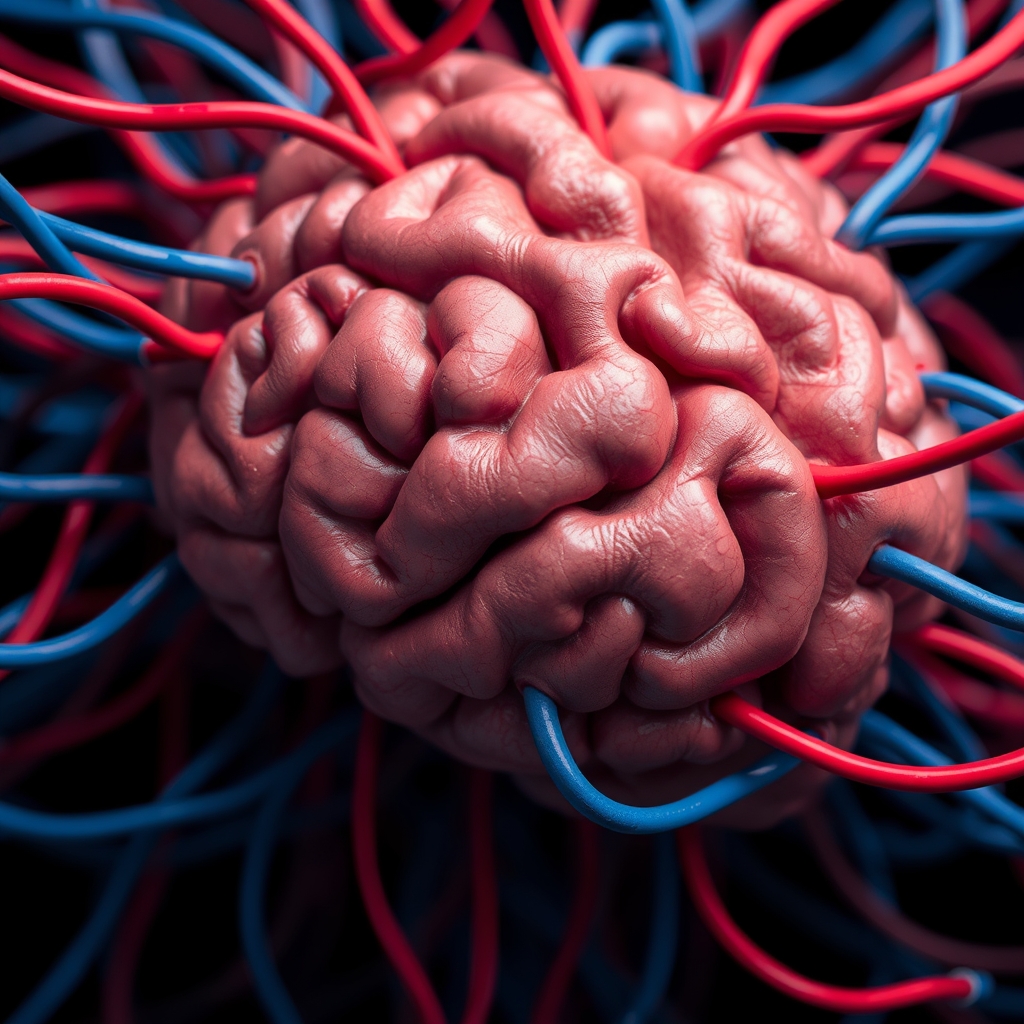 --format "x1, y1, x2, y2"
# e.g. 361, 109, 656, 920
147, 55, 967, 823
